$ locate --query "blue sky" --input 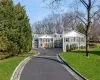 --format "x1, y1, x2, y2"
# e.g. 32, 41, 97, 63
13, 0, 73, 25
13, 0, 100, 25
13, 0, 52, 25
